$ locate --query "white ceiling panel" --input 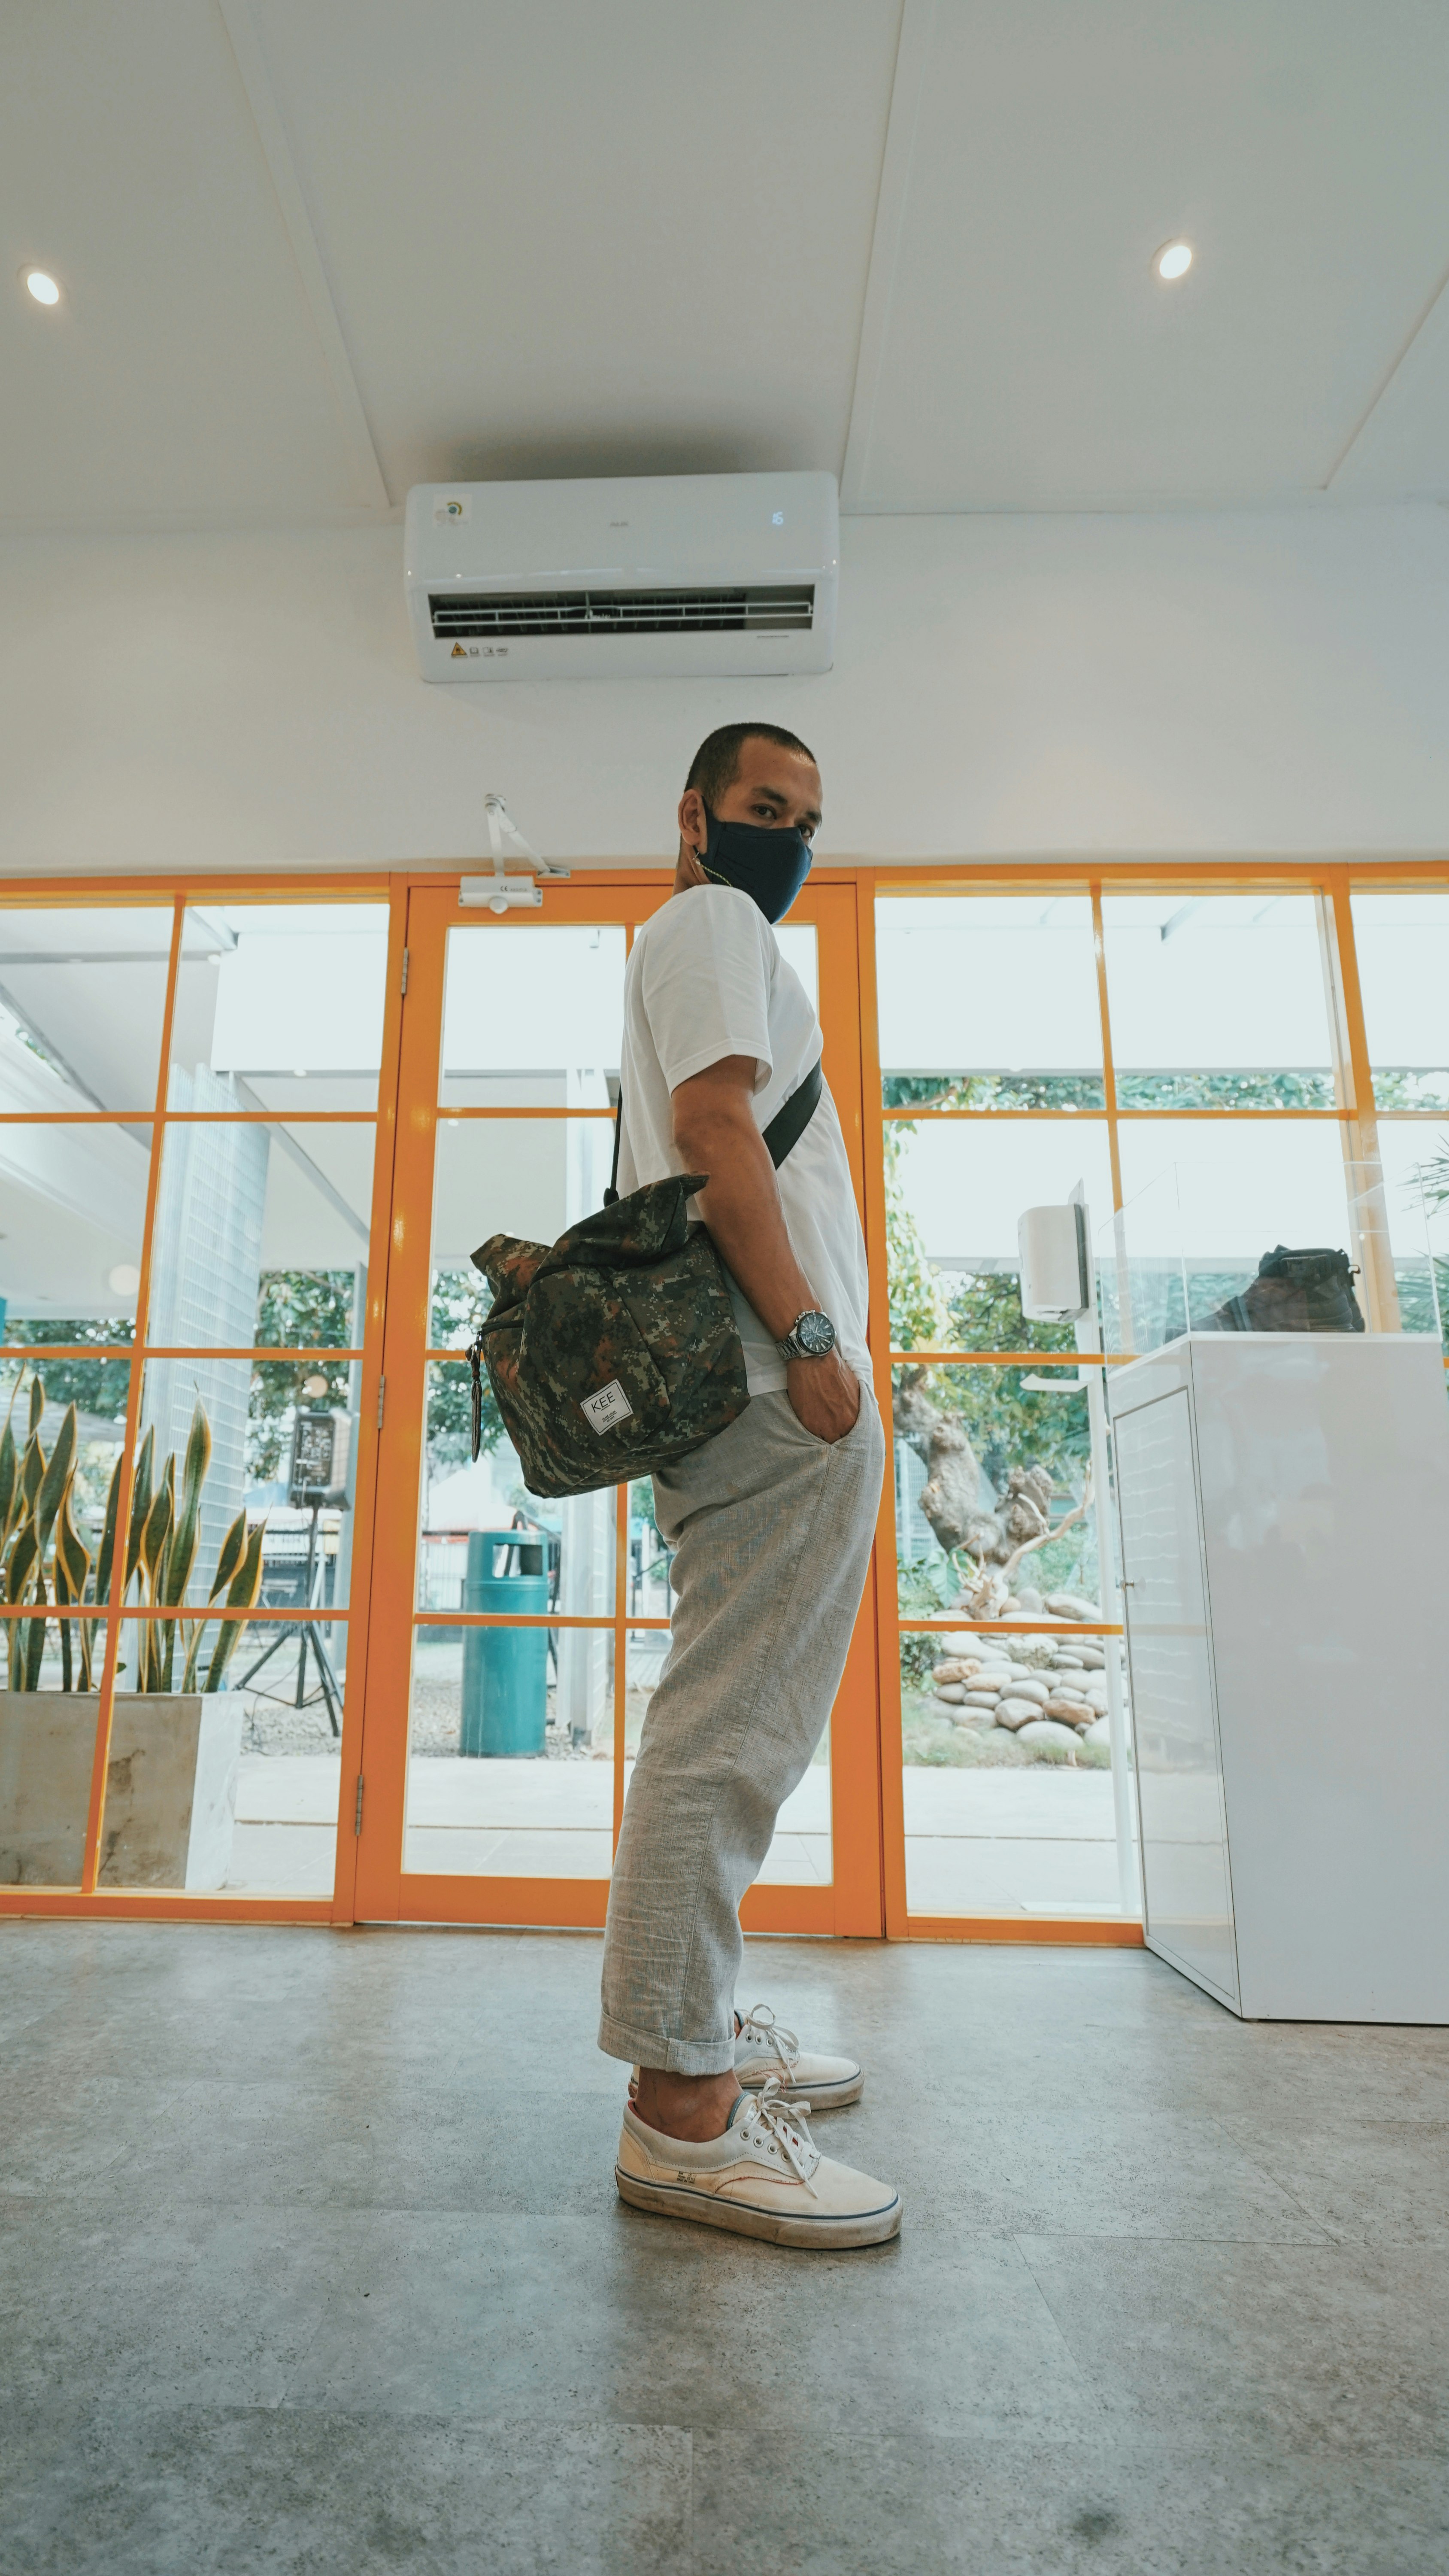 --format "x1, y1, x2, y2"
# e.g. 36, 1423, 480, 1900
849, 0, 1449, 511
0, 3, 370, 525
3, 0, 1449, 532
250, 0, 901, 496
